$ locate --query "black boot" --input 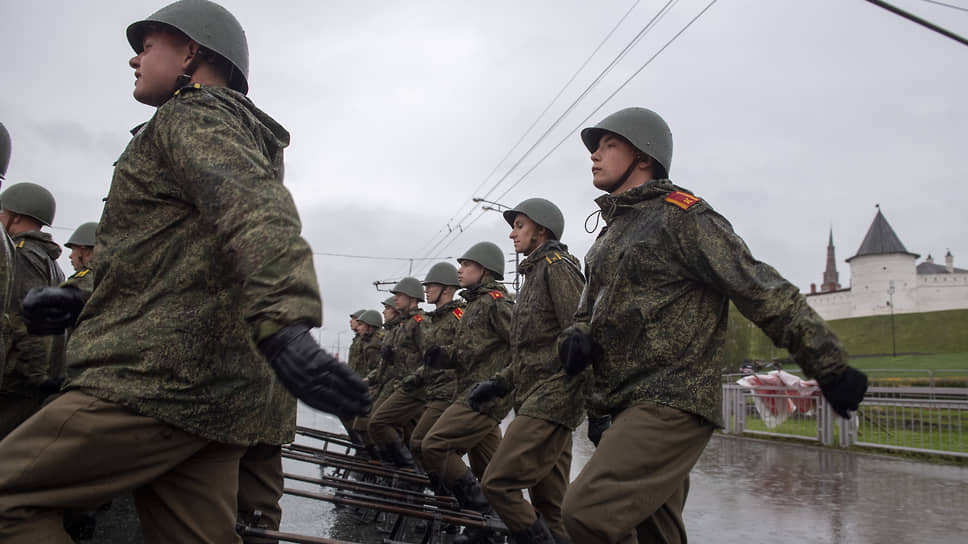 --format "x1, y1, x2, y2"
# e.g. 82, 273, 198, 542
451, 470, 504, 543
385, 439, 417, 470
510, 515, 555, 544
